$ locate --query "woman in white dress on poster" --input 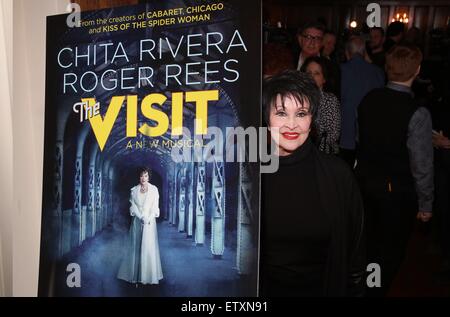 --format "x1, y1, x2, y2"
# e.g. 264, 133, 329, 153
117, 167, 163, 285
